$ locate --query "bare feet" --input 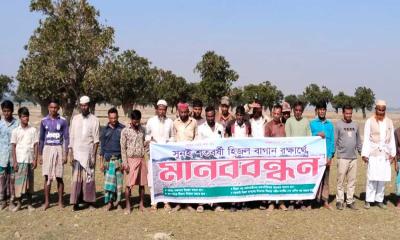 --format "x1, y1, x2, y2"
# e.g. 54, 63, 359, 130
323, 202, 332, 210
105, 202, 113, 211
88, 204, 96, 211
150, 204, 157, 212
11, 202, 21, 212
196, 205, 204, 213
42, 203, 50, 211
28, 205, 35, 212
0, 202, 6, 211
267, 203, 275, 212
164, 203, 171, 212
72, 204, 79, 212
171, 204, 181, 212
186, 205, 196, 212
279, 203, 288, 211
139, 204, 146, 212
